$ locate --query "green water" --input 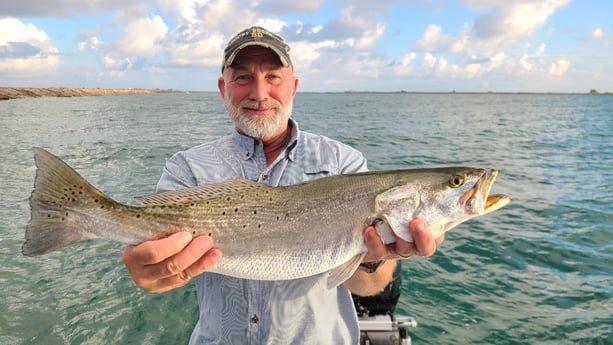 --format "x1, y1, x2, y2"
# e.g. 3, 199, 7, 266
1, 93, 611, 344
